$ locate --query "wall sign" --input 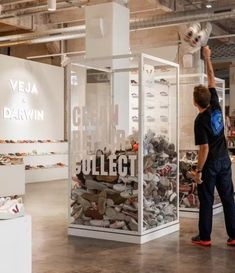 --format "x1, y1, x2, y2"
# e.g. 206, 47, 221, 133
0, 54, 64, 139
3, 79, 44, 121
